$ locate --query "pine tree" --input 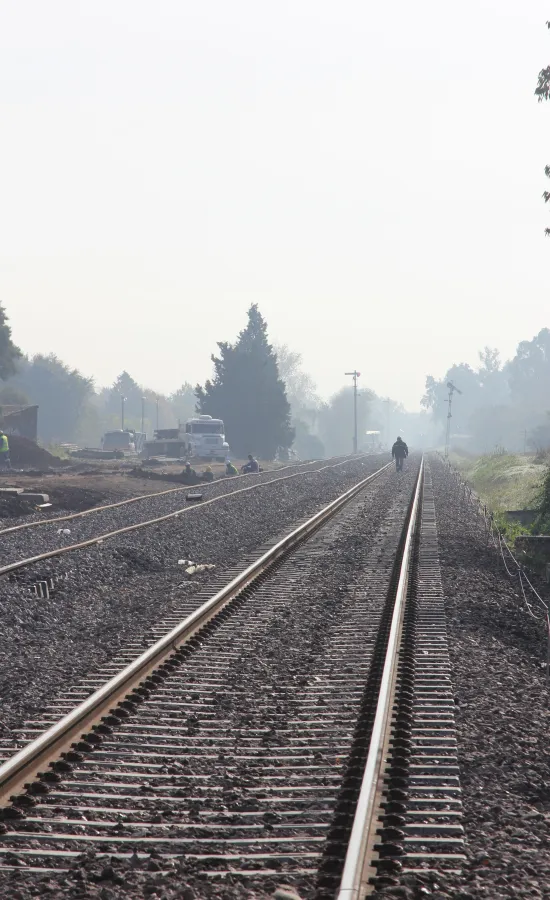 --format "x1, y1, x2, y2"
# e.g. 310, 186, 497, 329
196, 305, 294, 459
0, 303, 21, 381
106, 372, 144, 421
